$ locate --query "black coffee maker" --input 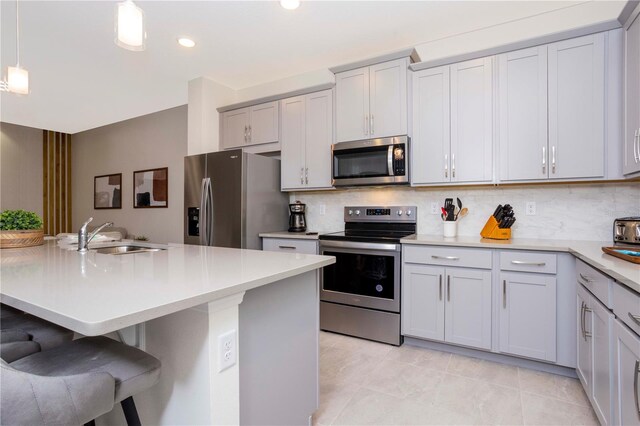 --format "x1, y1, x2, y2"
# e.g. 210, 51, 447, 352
288, 201, 307, 232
